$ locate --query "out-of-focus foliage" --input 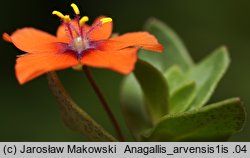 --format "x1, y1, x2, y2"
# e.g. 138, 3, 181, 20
121, 19, 246, 141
